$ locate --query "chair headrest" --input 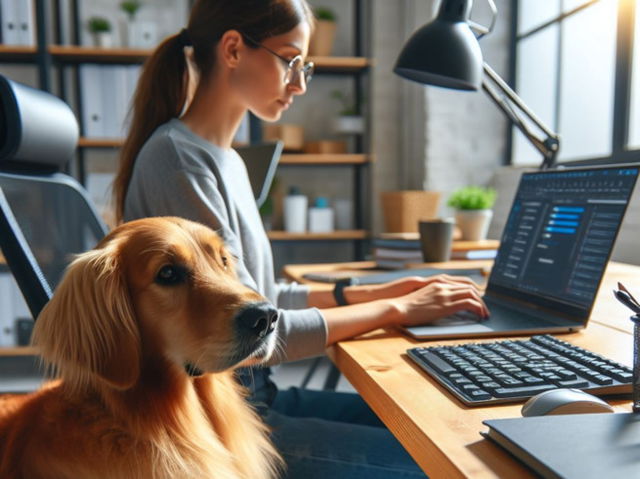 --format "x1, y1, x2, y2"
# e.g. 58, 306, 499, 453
0, 76, 79, 169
